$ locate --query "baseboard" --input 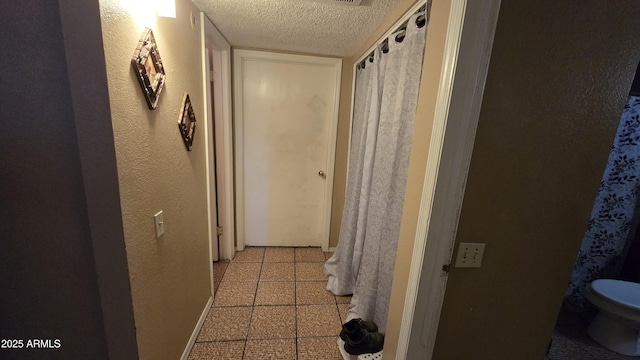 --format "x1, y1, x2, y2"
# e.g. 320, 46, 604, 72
329, 247, 337, 252
181, 296, 213, 360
